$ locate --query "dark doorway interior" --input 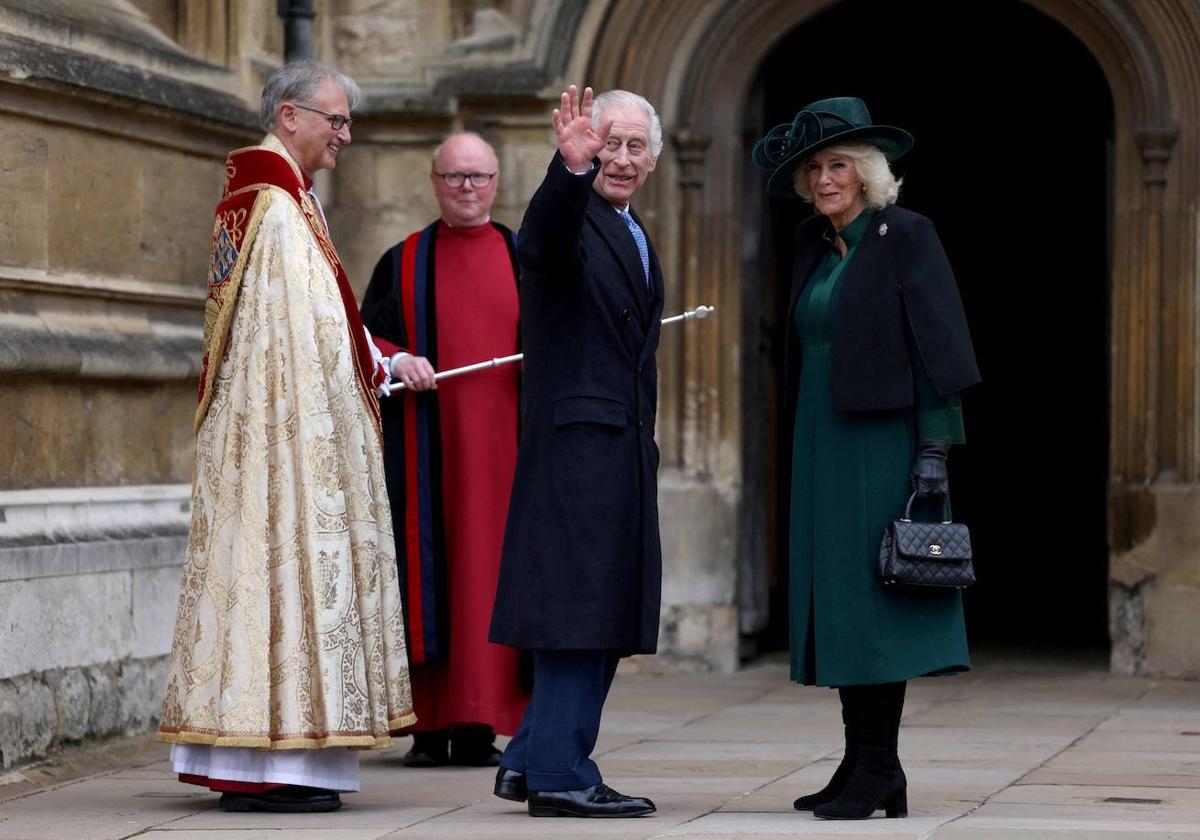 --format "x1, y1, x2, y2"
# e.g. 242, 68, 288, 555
740, 0, 1114, 655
